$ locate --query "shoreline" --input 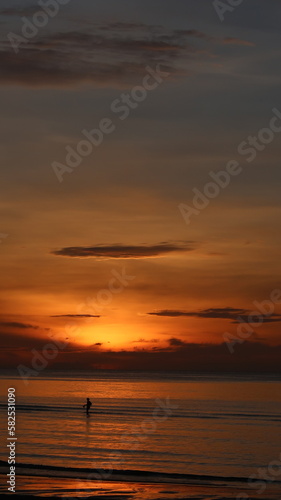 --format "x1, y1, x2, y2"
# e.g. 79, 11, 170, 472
0, 473, 280, 500
1, 462, 280, 499
0, 459, 263, 485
